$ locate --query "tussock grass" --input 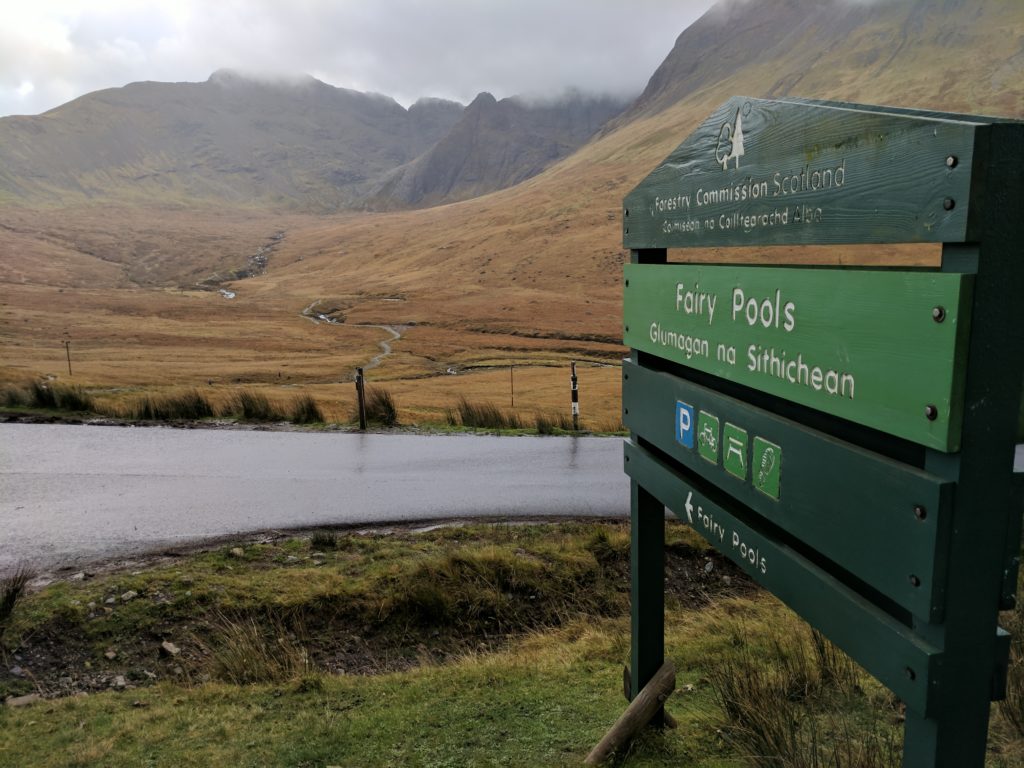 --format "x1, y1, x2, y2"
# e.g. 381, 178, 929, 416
310, 531, 338, 550
206, 612, 312, 685
1, 383, 29, 407
360, 386, 398, 426
810, 628, 859, 694
534, 411, 574, 434
289, 393, 324, 424
2, 380, 331, 426
707, 624, 900, 768
999, 605, 1024, 739
1, 380, 95, 412
452, 397, 521, 429
0, 566, 32, 632
380, 544, 623, 632
127, 389, 215, 421
225, 389, 289, 421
